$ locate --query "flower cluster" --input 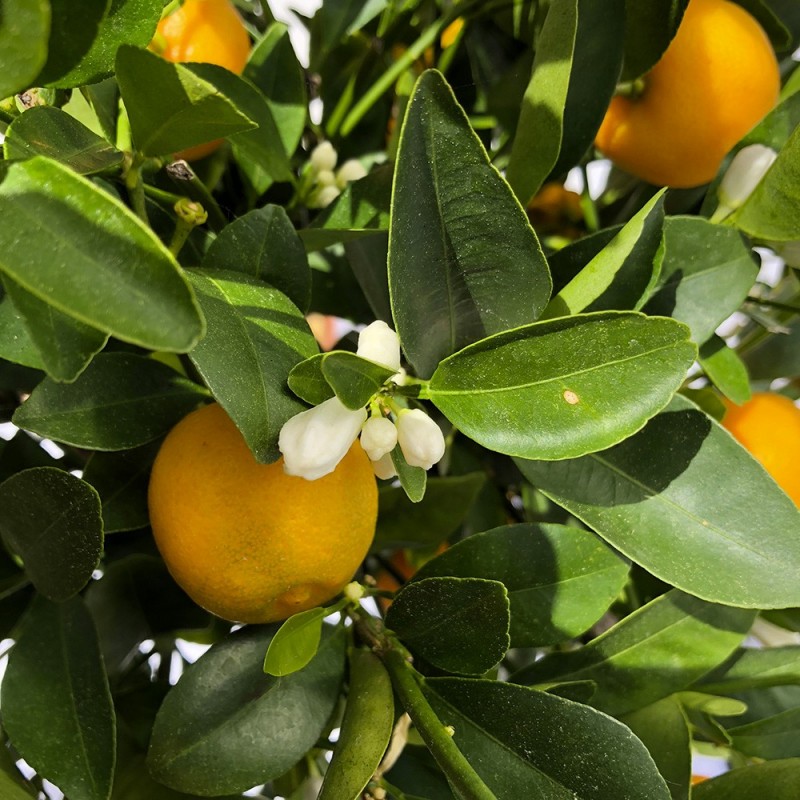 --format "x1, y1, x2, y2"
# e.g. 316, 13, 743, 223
278, 322, 446, 481
307, 141, 368, 209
